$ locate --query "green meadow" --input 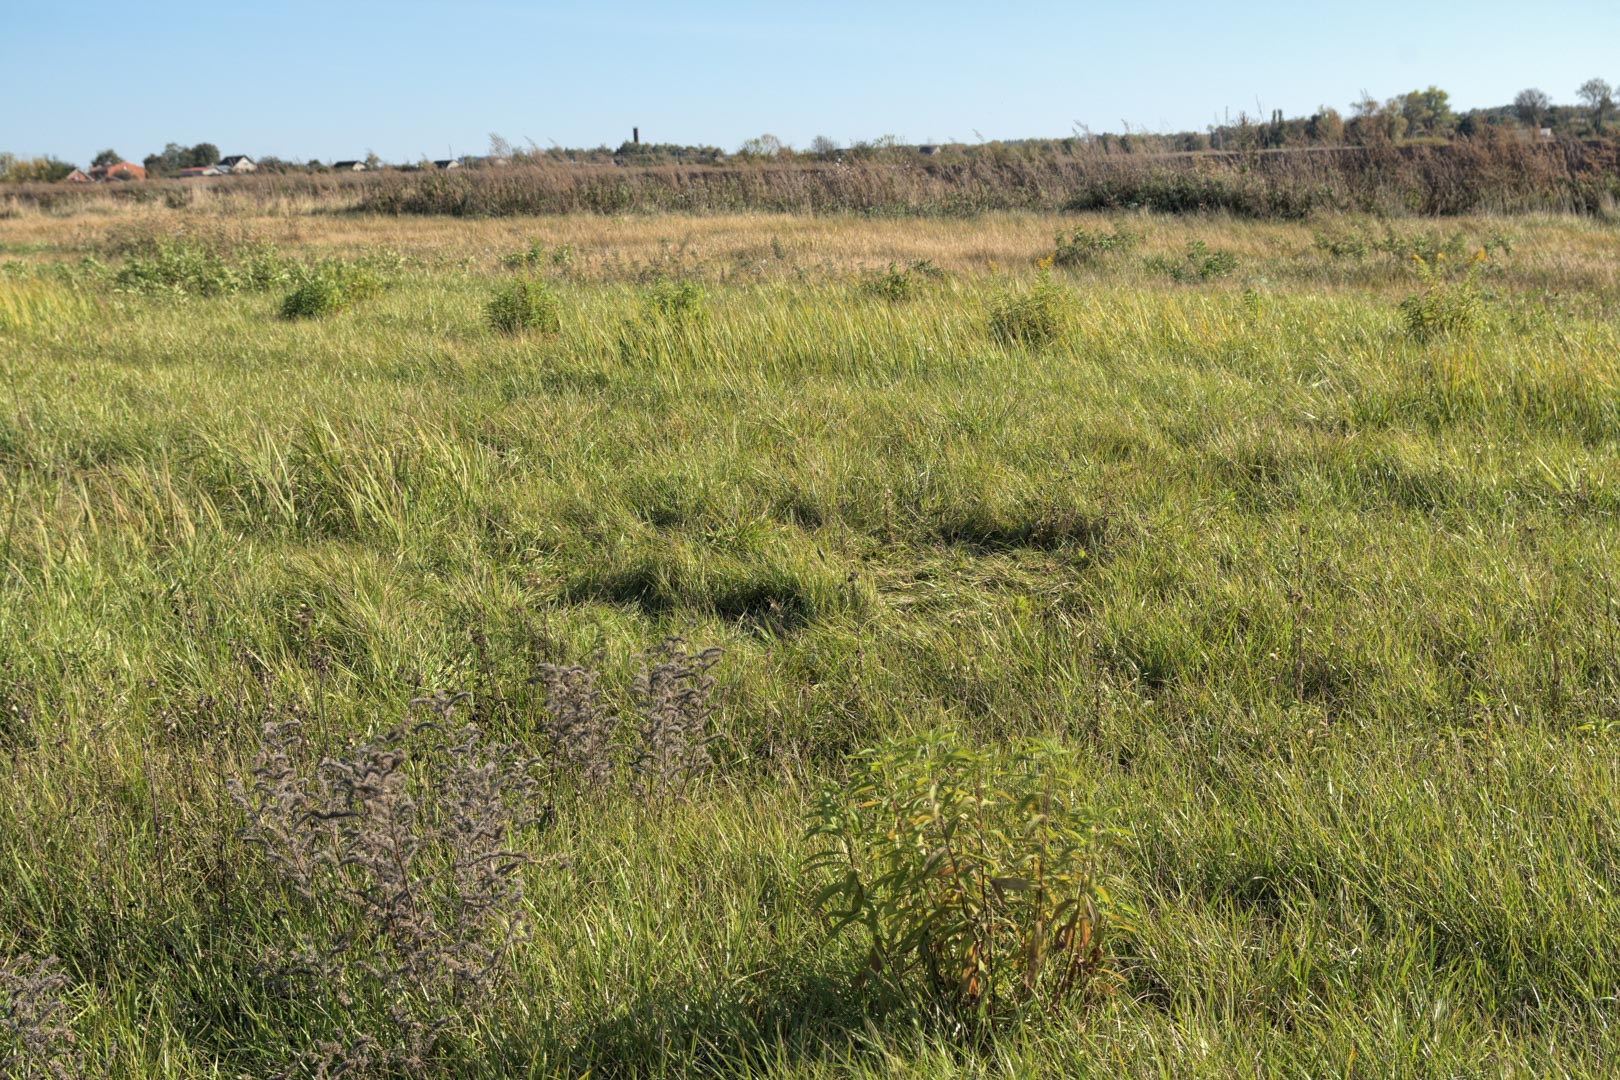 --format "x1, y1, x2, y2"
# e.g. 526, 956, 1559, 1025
1, 207, 1618, 1077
